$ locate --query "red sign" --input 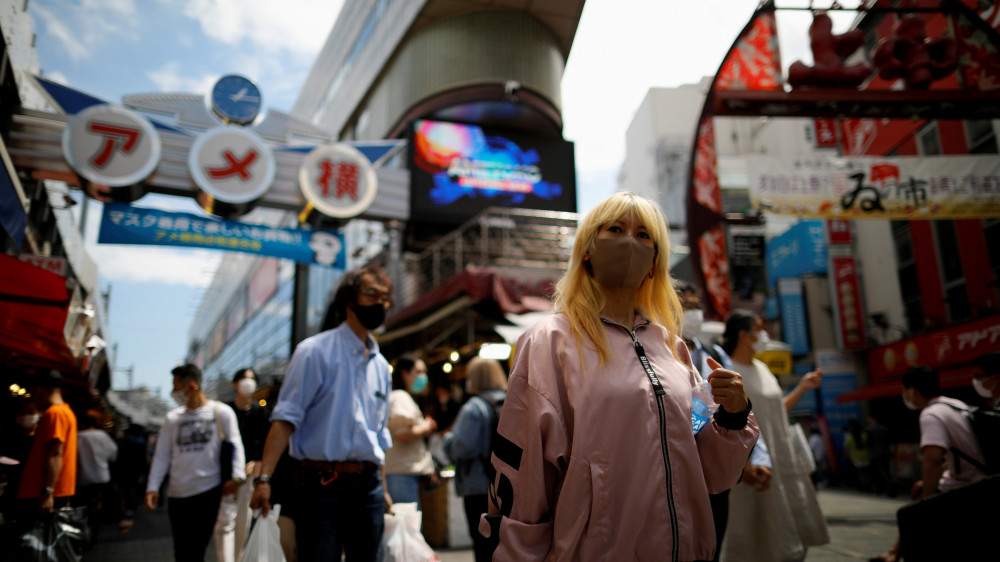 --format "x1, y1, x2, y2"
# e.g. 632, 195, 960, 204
19, 254, 67, 276
840, 118, 878, 155
813, 118, 838, 148
831, 256, 867, 350
868, 315, 1000, 381
827, 219, 852, 245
